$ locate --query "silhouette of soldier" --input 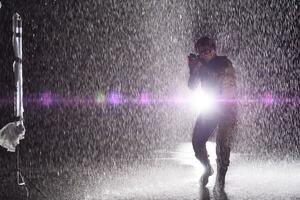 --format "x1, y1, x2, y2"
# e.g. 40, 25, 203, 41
188, 36, 237, 197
